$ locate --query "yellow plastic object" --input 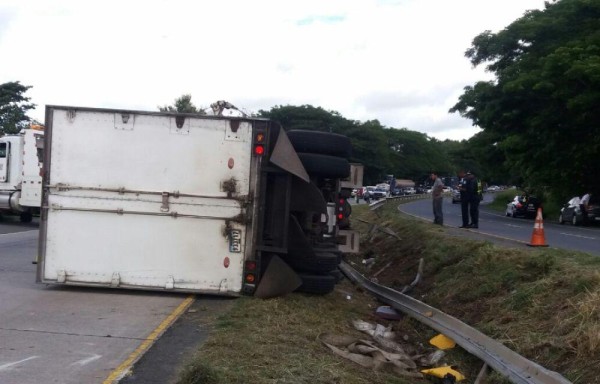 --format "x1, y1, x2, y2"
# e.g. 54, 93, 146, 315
430, 334, 456, 349
421, 366, 466, 381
